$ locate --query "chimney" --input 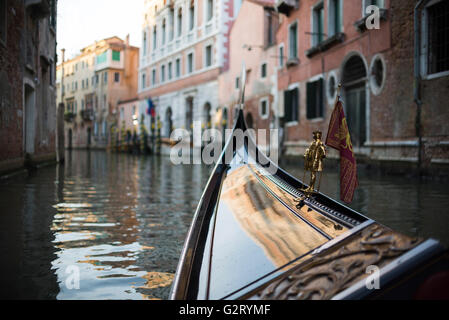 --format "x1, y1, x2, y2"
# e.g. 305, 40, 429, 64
126, 34, 130, 47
